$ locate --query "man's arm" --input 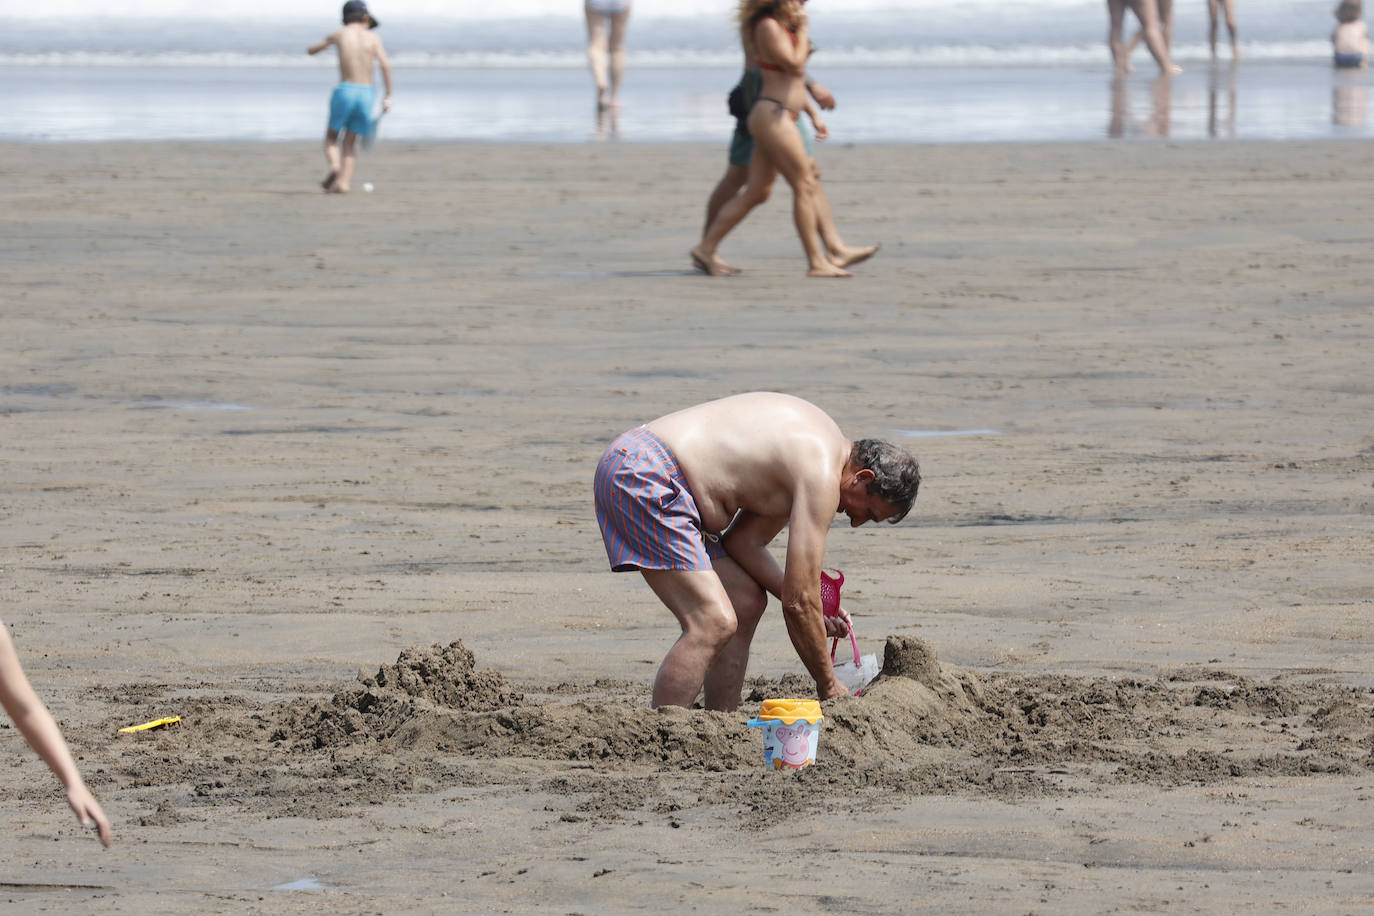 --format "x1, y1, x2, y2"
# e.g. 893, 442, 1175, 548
373, 36, 394, 109
780, 490, 846, 700
806, 78, 835, 110
803, 98, 829, 141
721, 511, 788, 599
